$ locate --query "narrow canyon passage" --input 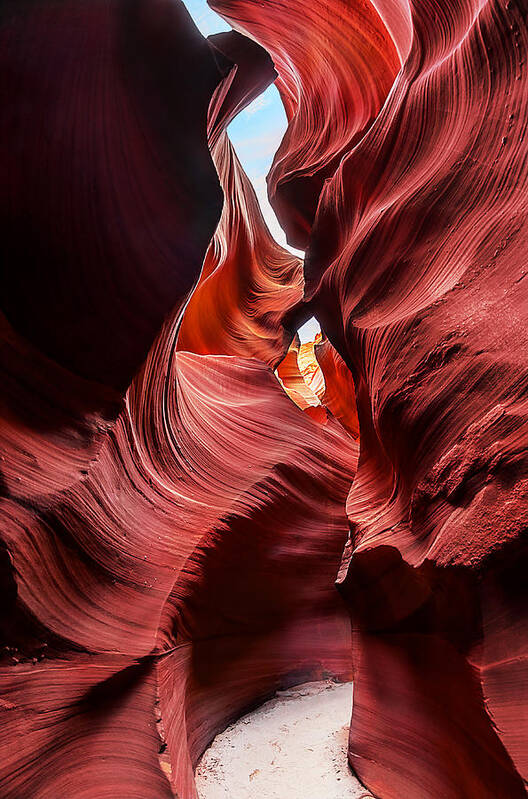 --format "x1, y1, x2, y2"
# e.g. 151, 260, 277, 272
177, 5, 362, 792
0, 0, 527, 798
